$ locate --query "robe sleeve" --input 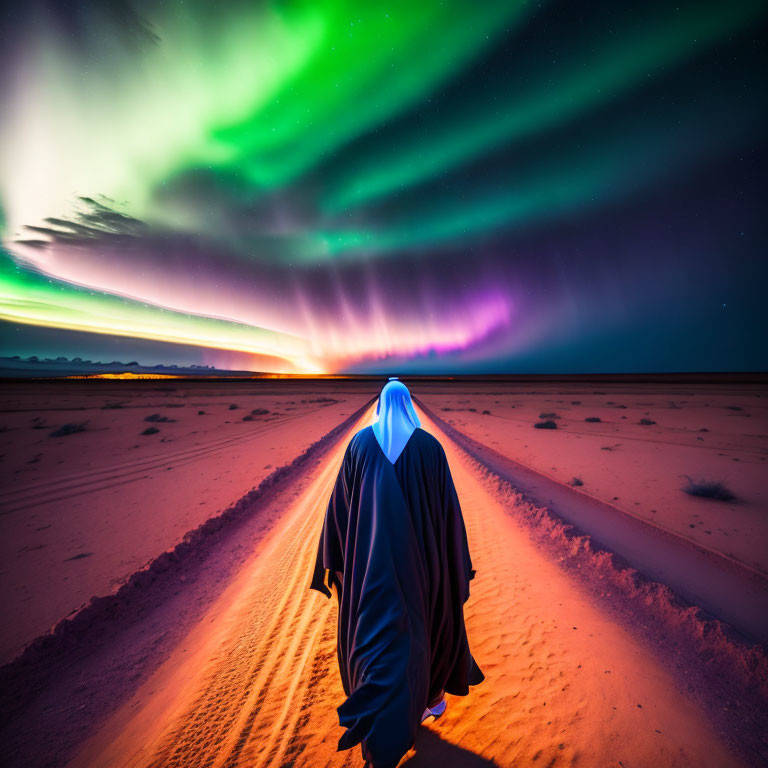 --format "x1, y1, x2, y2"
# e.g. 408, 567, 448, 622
438, 442, 476, 603
309, 440, 352, 598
